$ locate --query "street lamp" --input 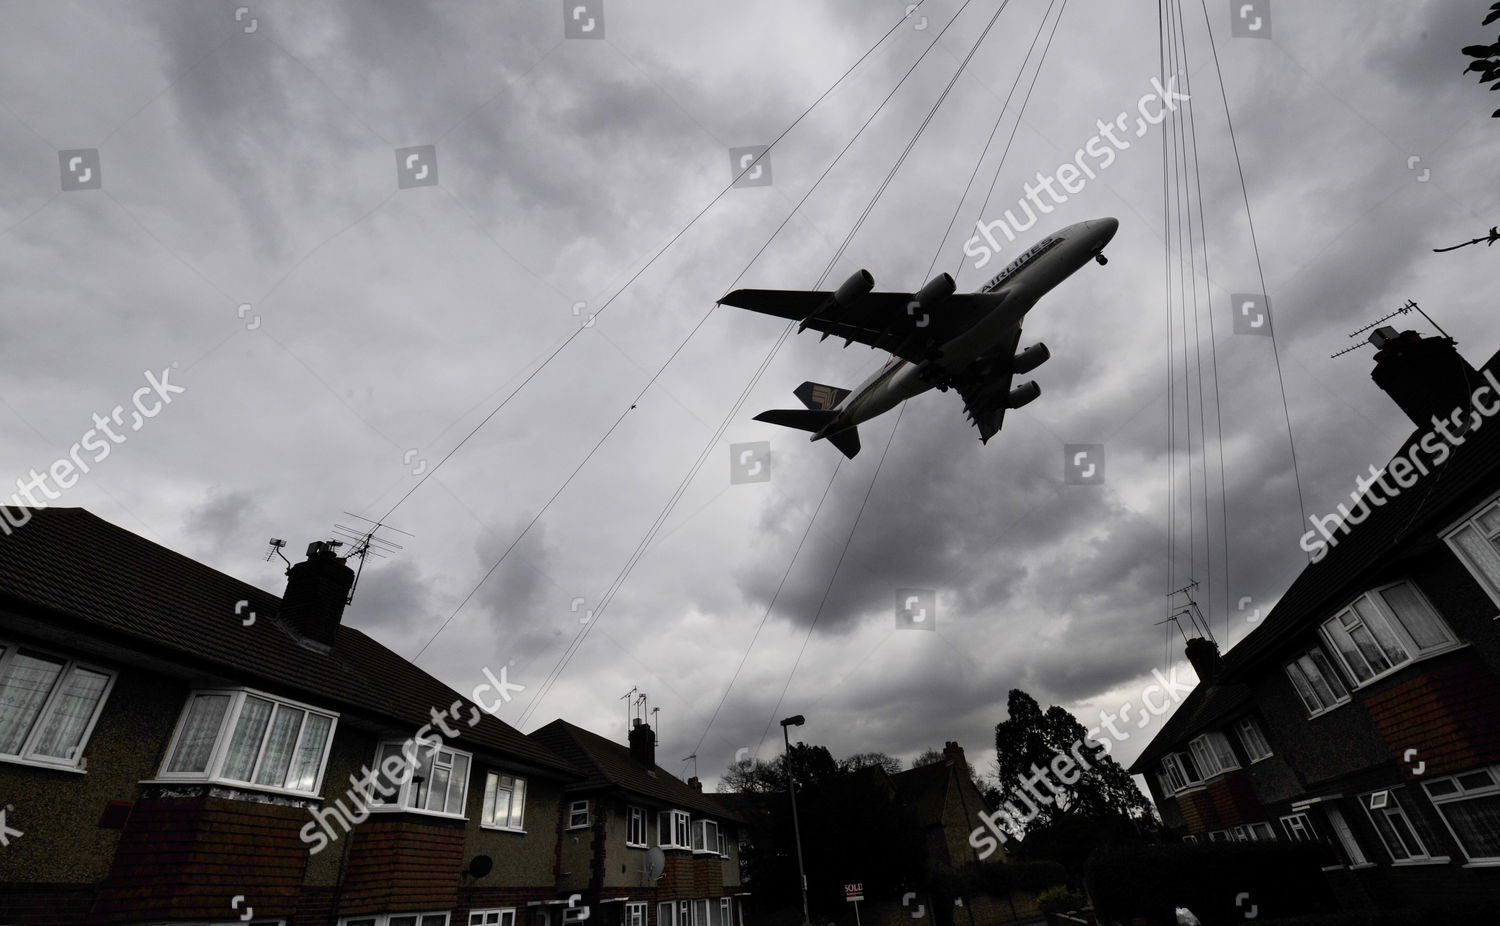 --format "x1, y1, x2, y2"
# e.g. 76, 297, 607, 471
781, 715, 810, 926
